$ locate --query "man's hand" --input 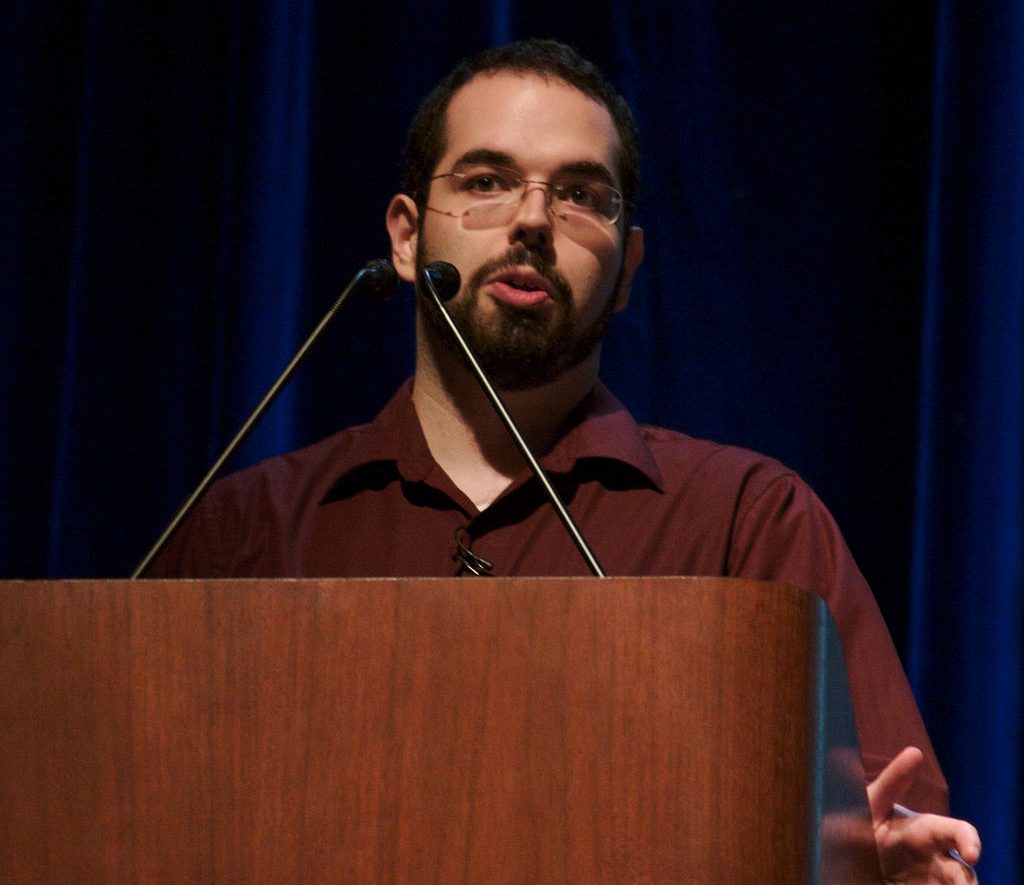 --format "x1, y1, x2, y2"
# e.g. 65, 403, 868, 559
868, 747, 981, 884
